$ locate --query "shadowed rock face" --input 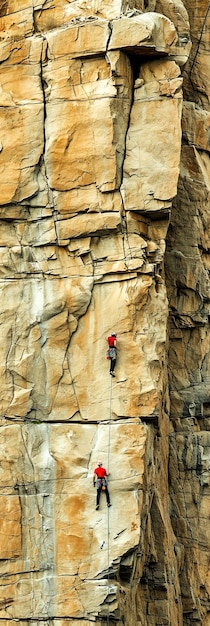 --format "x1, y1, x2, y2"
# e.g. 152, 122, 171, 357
0, 1, 209, 625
